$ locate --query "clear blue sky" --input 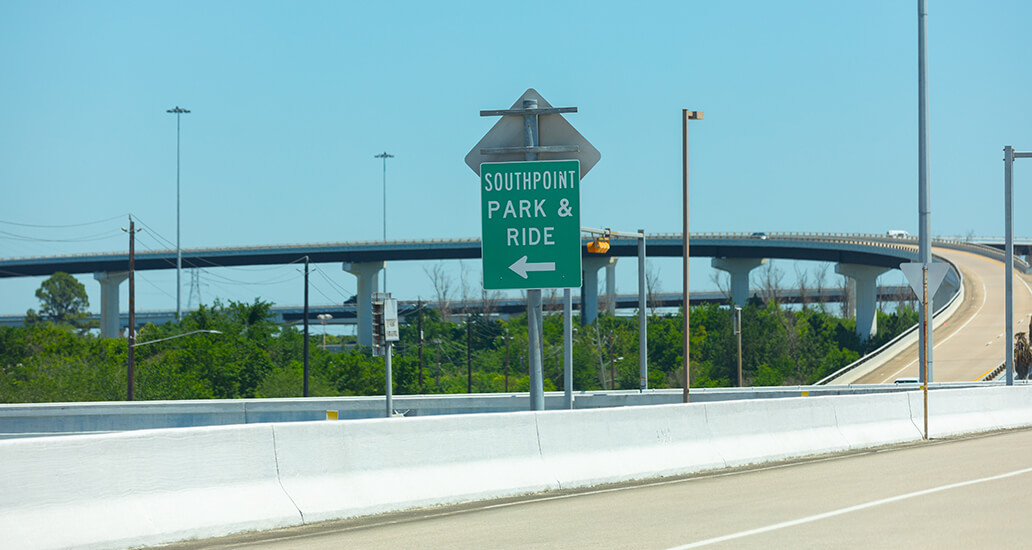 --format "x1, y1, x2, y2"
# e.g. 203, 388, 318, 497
1, 0, 1030, 319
